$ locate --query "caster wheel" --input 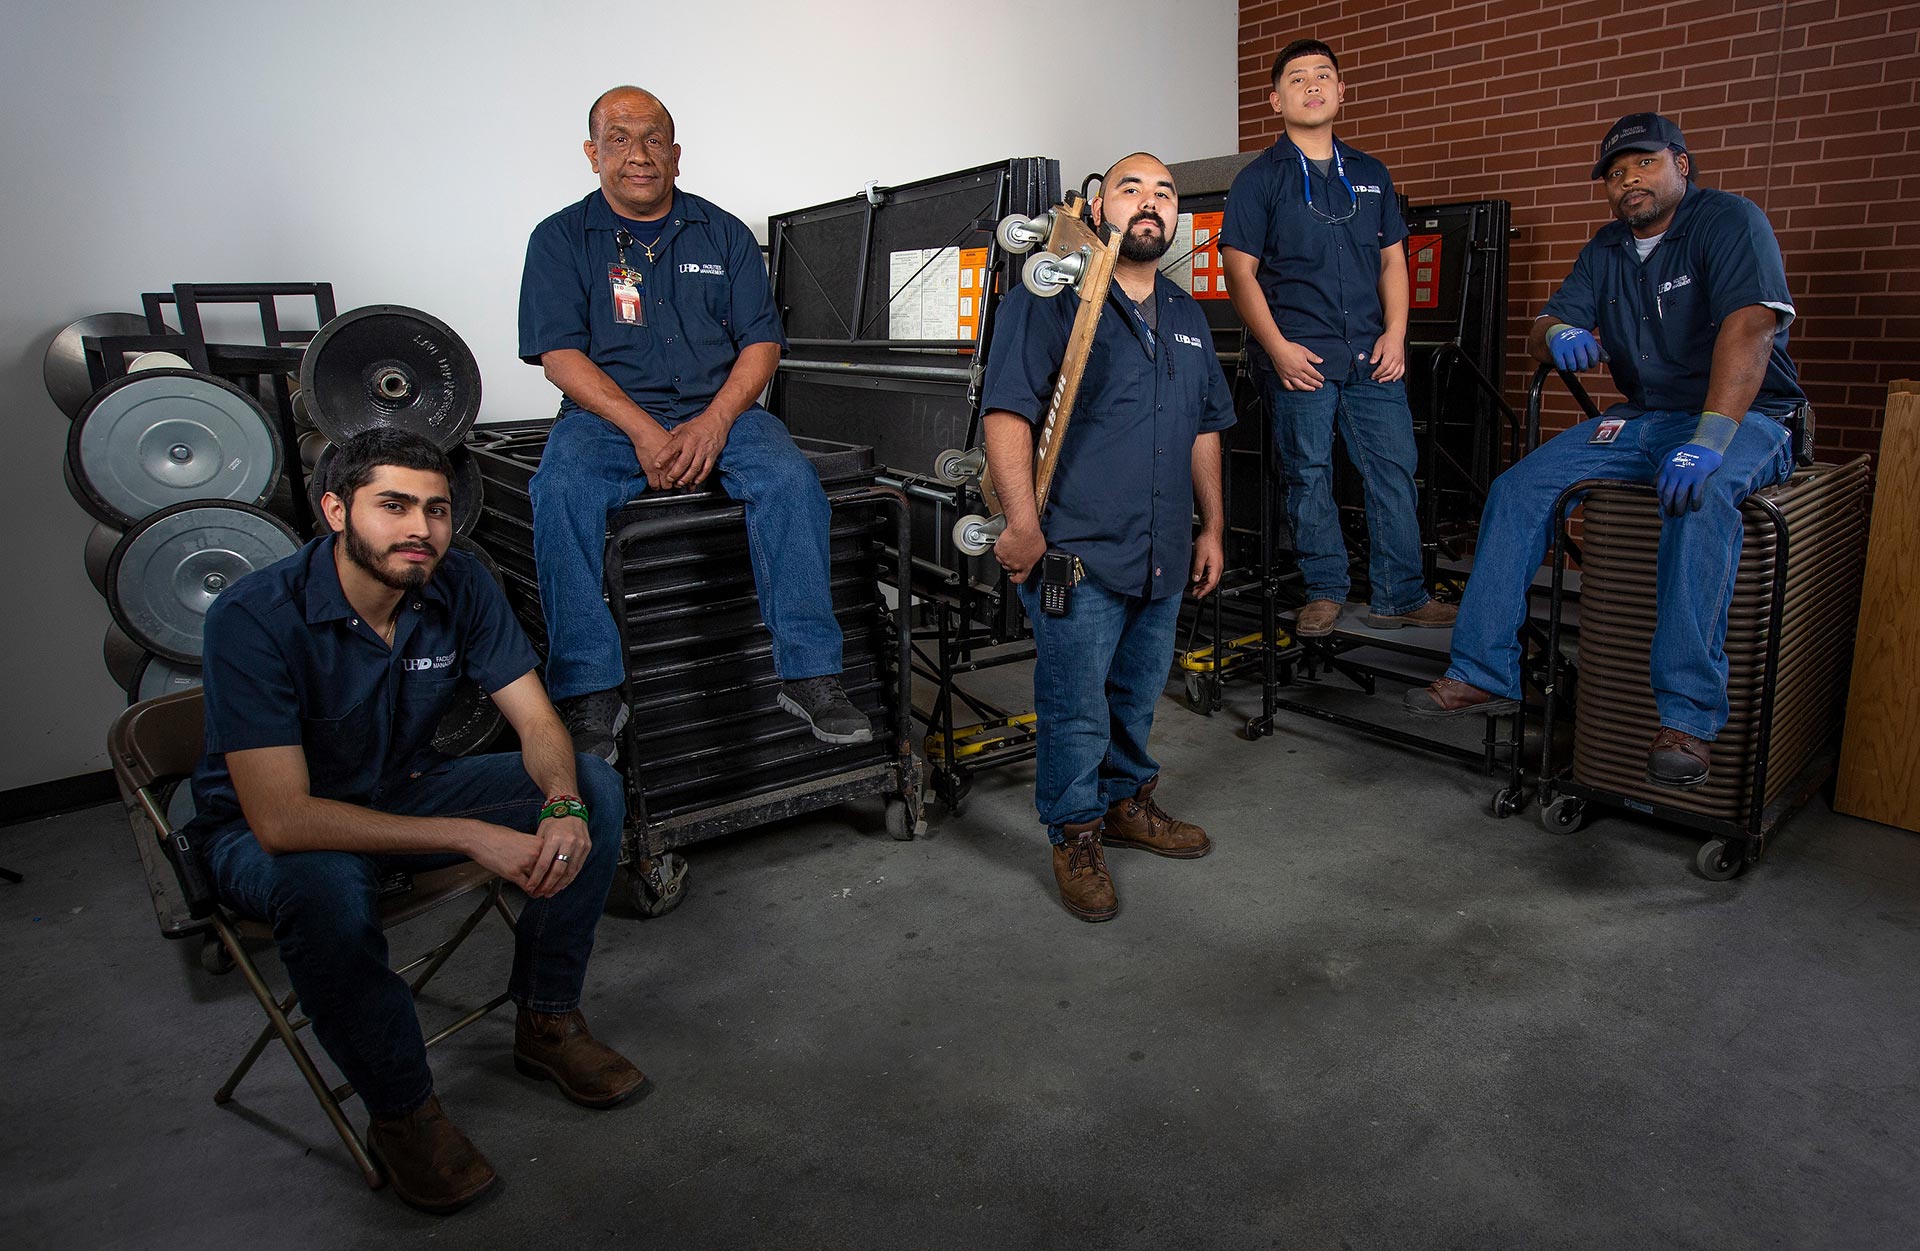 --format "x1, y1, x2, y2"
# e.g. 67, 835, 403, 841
1538, 796, 1586, 834
995, 211, 1048, 255
623, 854, 690, 917
1183, 672, 1212, 714
952, 513, 1003, 557
1489, 786, 1523, 818
1694, 839, 1746, 882
199, 935, 235, 975
885, 797, 918, 841
1021, 249, 1083, 299
933, 446, 984, 484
